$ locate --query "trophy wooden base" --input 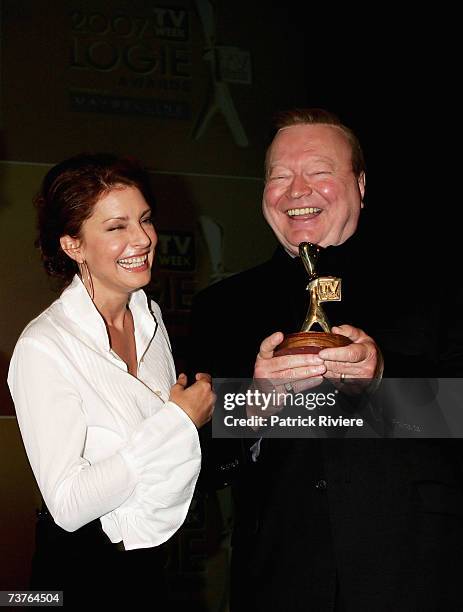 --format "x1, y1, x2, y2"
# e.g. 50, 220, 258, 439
275, 331, 351, 356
